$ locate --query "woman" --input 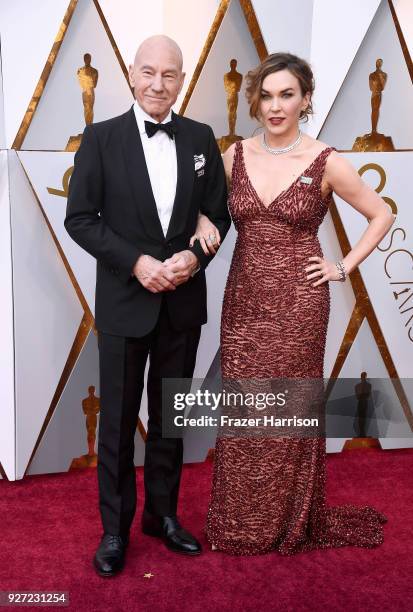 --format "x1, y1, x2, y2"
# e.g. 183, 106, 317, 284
190, 52, 394, 556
